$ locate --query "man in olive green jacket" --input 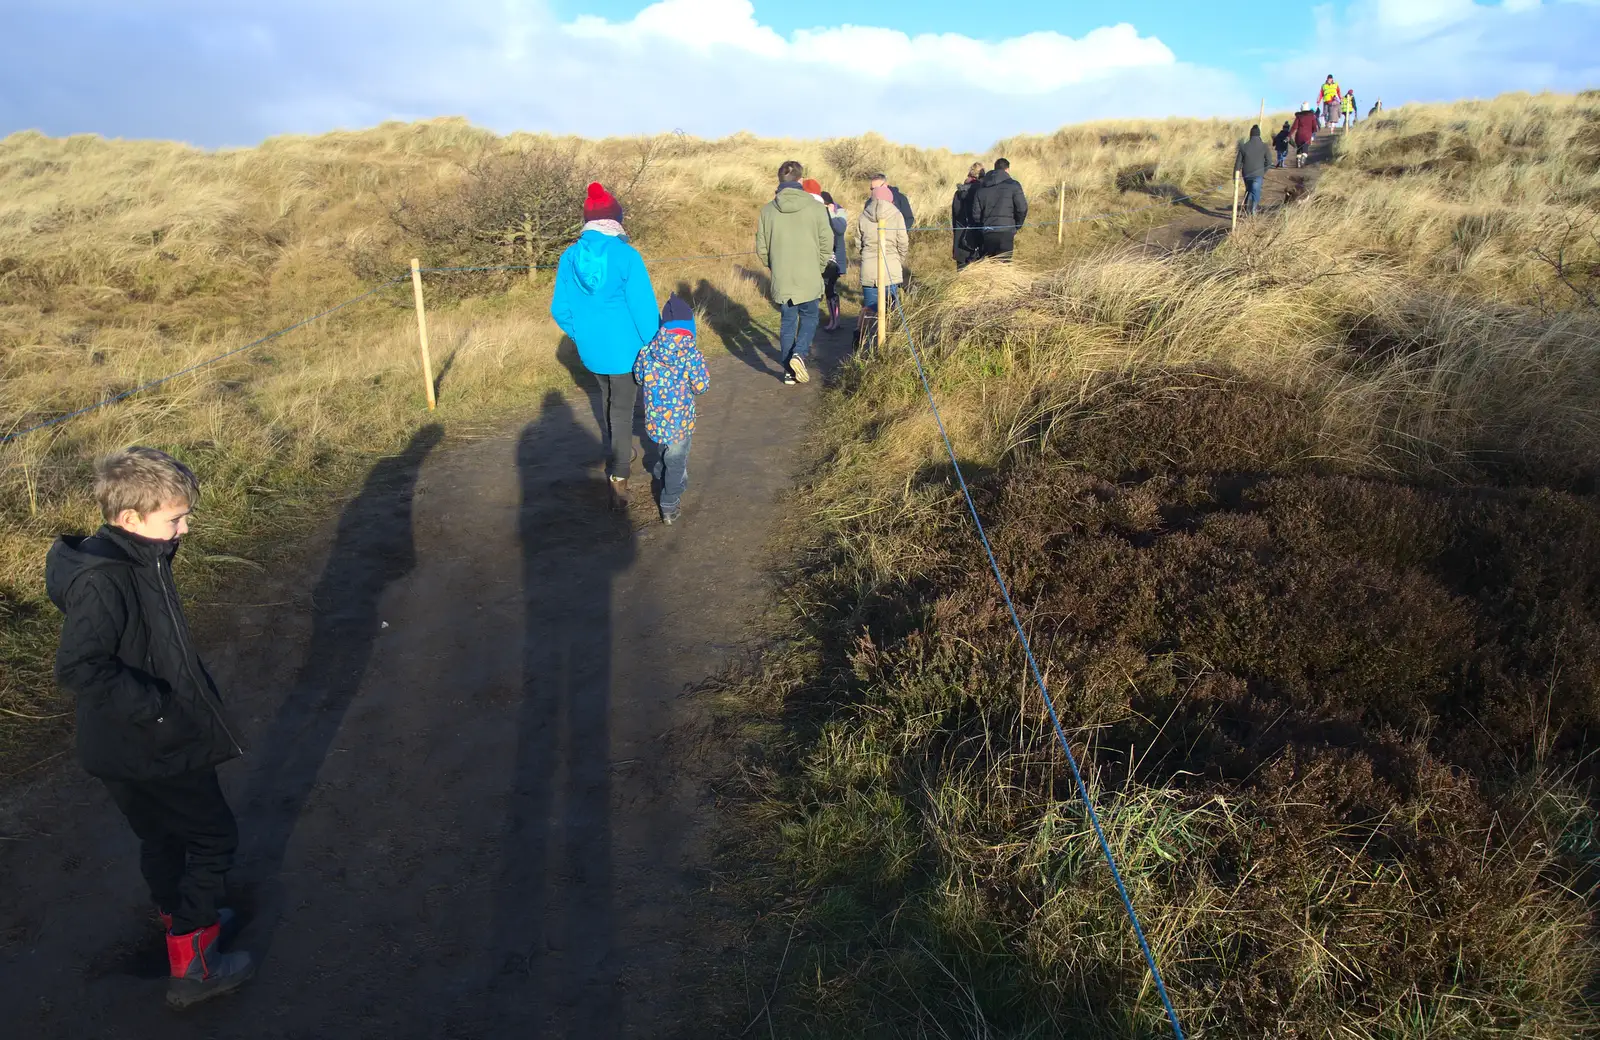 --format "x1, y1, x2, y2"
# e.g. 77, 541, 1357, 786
755, 160, 834, 385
